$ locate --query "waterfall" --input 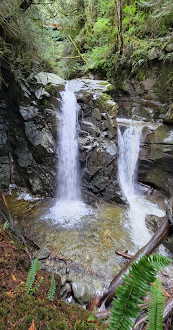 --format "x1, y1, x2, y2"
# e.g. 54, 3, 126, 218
118, 120, 143, 199
117, 119, 165, 248
50, 80, 90, 225
57, 82, 81, 201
